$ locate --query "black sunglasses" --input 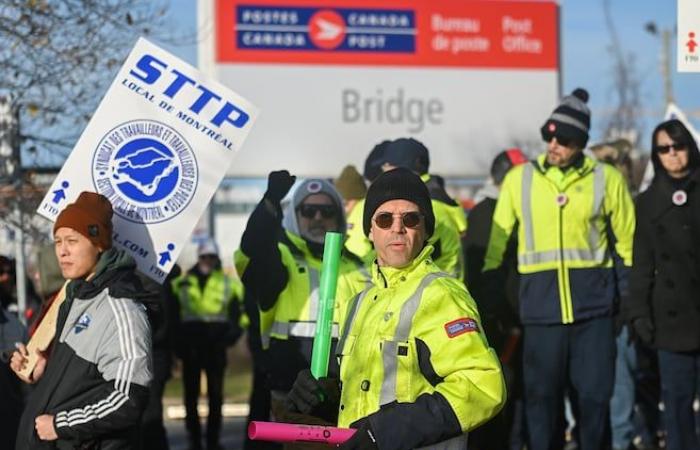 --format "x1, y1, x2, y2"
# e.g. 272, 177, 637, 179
654, 143, 688, 154
298, 204, 337, 219
373, 211, 423, 230
542, 131, 573, 147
